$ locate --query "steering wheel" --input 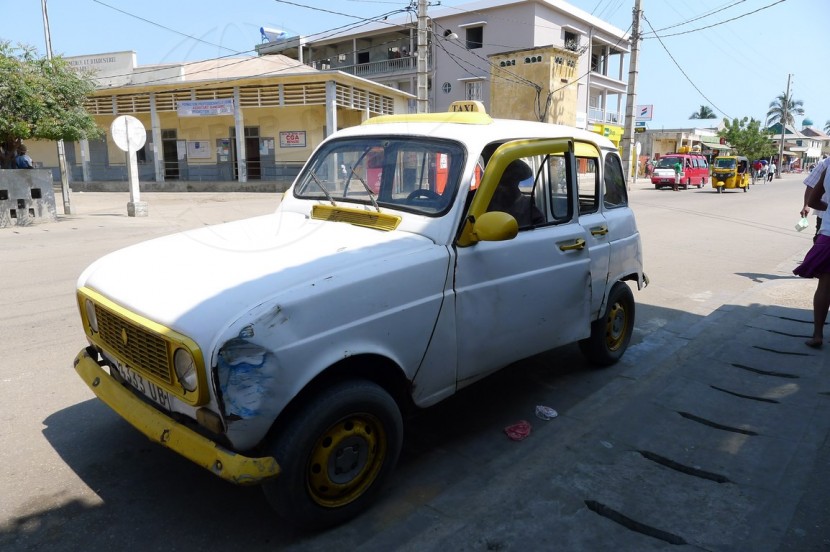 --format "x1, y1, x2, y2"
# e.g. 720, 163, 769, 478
407, 189, 442, 201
